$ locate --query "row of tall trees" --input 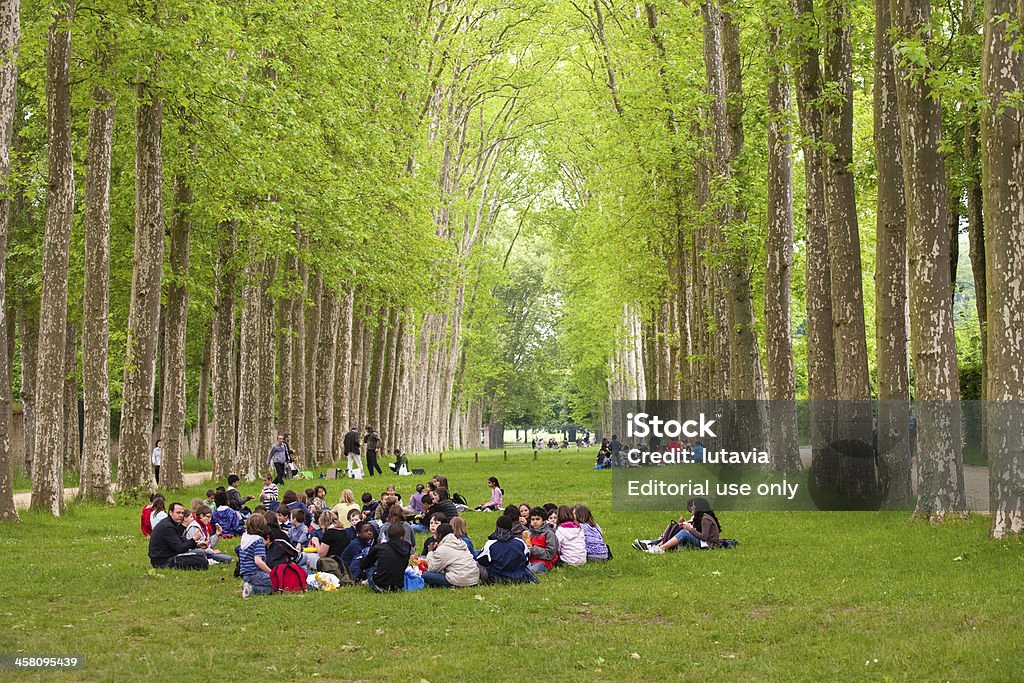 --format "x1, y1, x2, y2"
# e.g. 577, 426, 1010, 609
534, 0, 1021, 536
